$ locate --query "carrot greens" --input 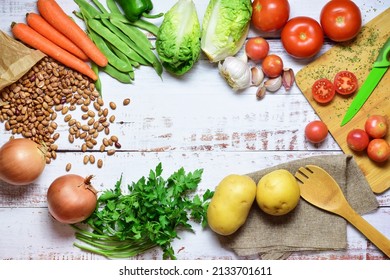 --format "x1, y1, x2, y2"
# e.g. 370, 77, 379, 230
72, 163, 213, 259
